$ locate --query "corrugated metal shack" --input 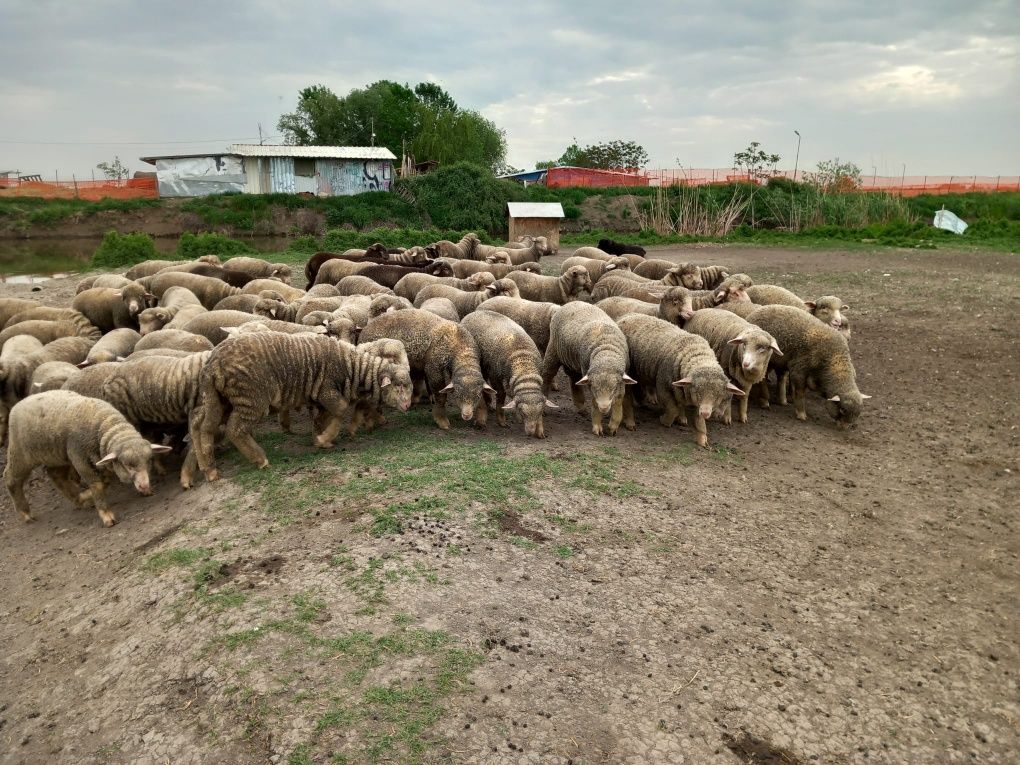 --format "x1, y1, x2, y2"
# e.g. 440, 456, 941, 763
507, 202, 565, 252
140, 145, 397, 198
